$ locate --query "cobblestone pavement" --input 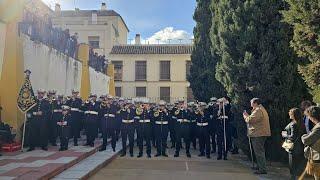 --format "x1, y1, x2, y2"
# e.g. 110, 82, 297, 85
90, 144, 290, 180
